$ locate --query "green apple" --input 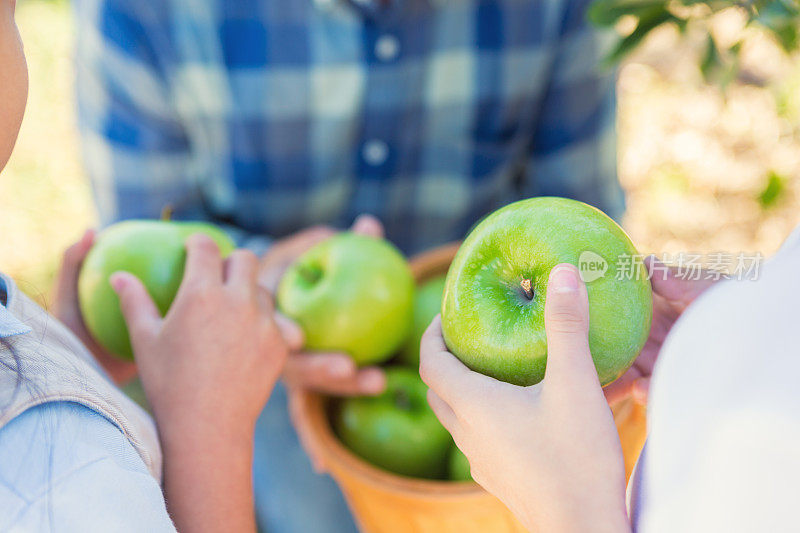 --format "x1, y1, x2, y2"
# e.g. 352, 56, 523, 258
78, 220, 235, 360
448, 445, 472, 482
277, 233, 414, 366
442, 197, 652, 386
398, 275, 447, 368
333, 367, 453, 479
